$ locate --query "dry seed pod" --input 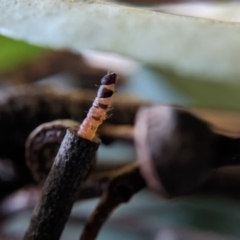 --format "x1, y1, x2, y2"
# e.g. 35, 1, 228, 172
134, 105, 216, 198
